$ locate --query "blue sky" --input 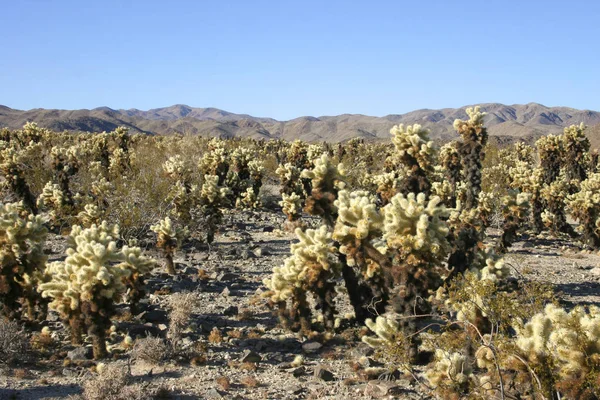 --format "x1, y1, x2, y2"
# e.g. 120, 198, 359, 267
1, 0, 598, 120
